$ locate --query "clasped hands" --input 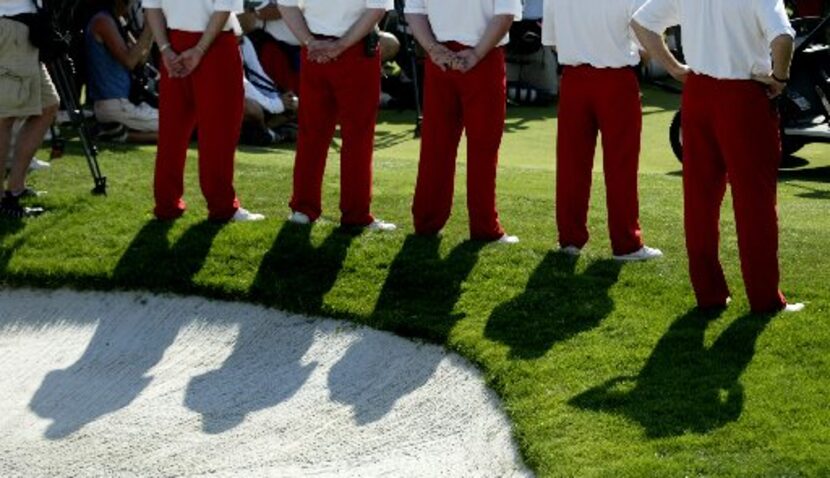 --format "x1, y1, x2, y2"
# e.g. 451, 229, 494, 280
162, 46, 205, 78
428, 44, 482, 73
306, 39, 347, 64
